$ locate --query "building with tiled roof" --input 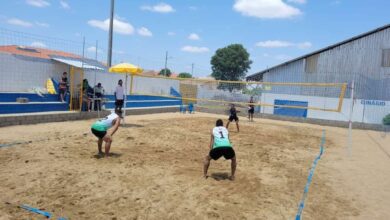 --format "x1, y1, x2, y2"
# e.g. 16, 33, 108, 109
0, 45, 106, 93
